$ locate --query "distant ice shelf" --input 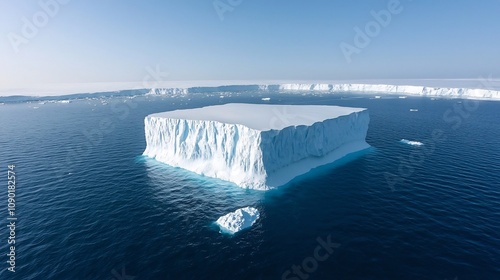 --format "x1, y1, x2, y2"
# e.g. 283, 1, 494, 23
4, 81, 500, 102
216, 207, 260, 234
143, 103, 370, 190
146, 83, 500, 101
